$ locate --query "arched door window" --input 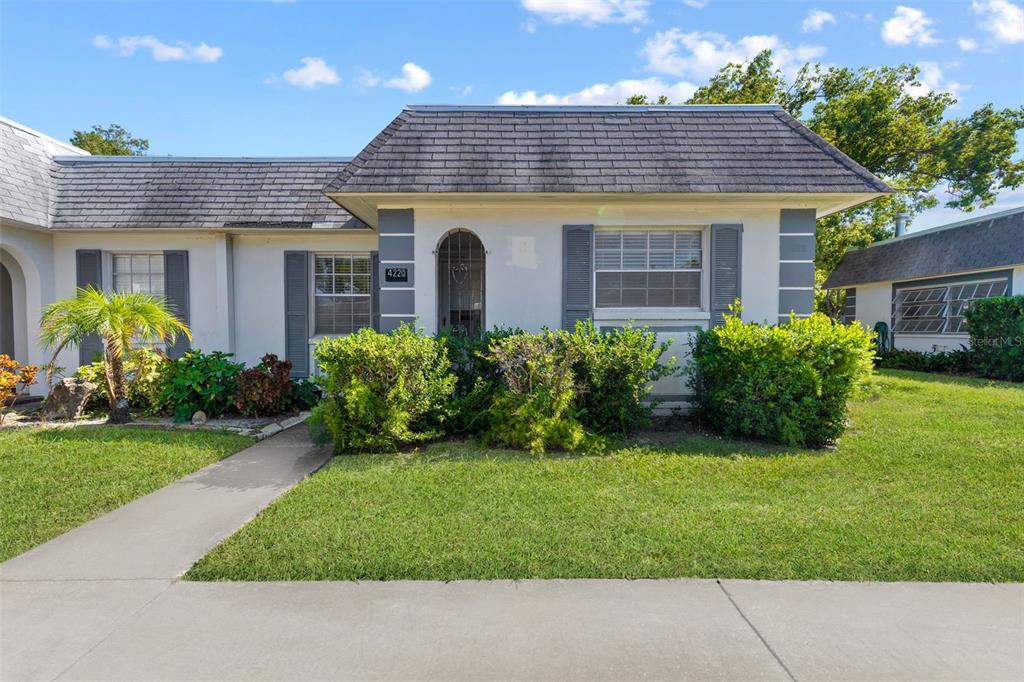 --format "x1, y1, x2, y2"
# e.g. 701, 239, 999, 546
437, 229, 485, 336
